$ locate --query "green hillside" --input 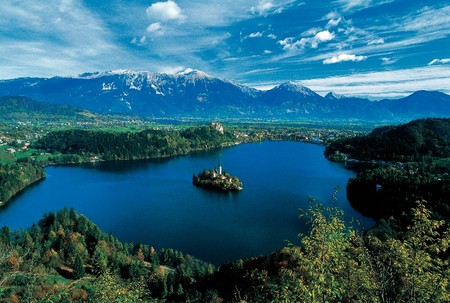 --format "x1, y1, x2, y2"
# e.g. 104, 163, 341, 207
325, 118, 450, 162
0, 96, 94, 122
325, 118, 450, 220
1, 203, 449, 302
